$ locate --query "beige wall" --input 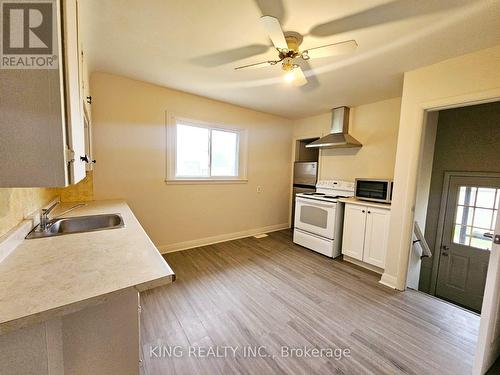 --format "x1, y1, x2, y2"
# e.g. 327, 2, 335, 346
91, 72, 292, 251
383, 45, 500, 290
292, 97, 401, 181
